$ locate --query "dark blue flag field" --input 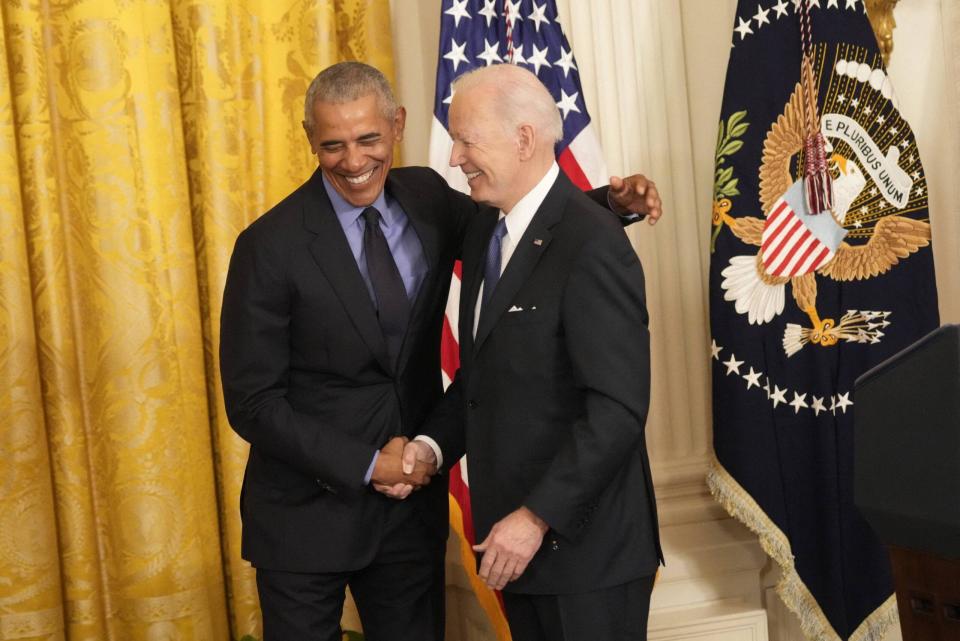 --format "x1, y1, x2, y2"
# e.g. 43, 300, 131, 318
707, 1, 939, 639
